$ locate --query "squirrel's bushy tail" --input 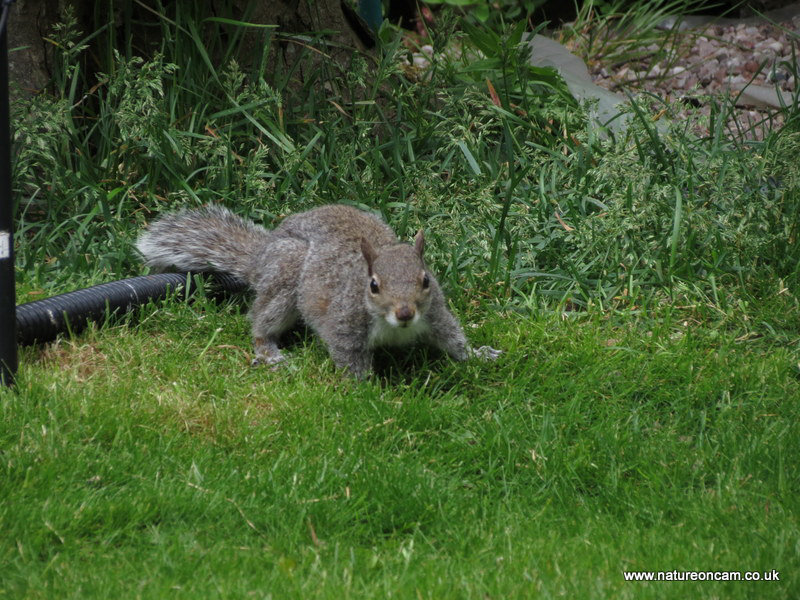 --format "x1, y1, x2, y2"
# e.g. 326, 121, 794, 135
136, 205, 271, 283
